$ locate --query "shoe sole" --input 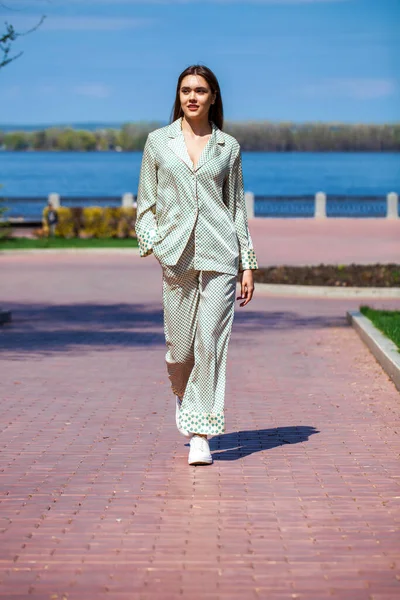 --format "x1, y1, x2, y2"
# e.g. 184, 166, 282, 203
188, 455, 213, 466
